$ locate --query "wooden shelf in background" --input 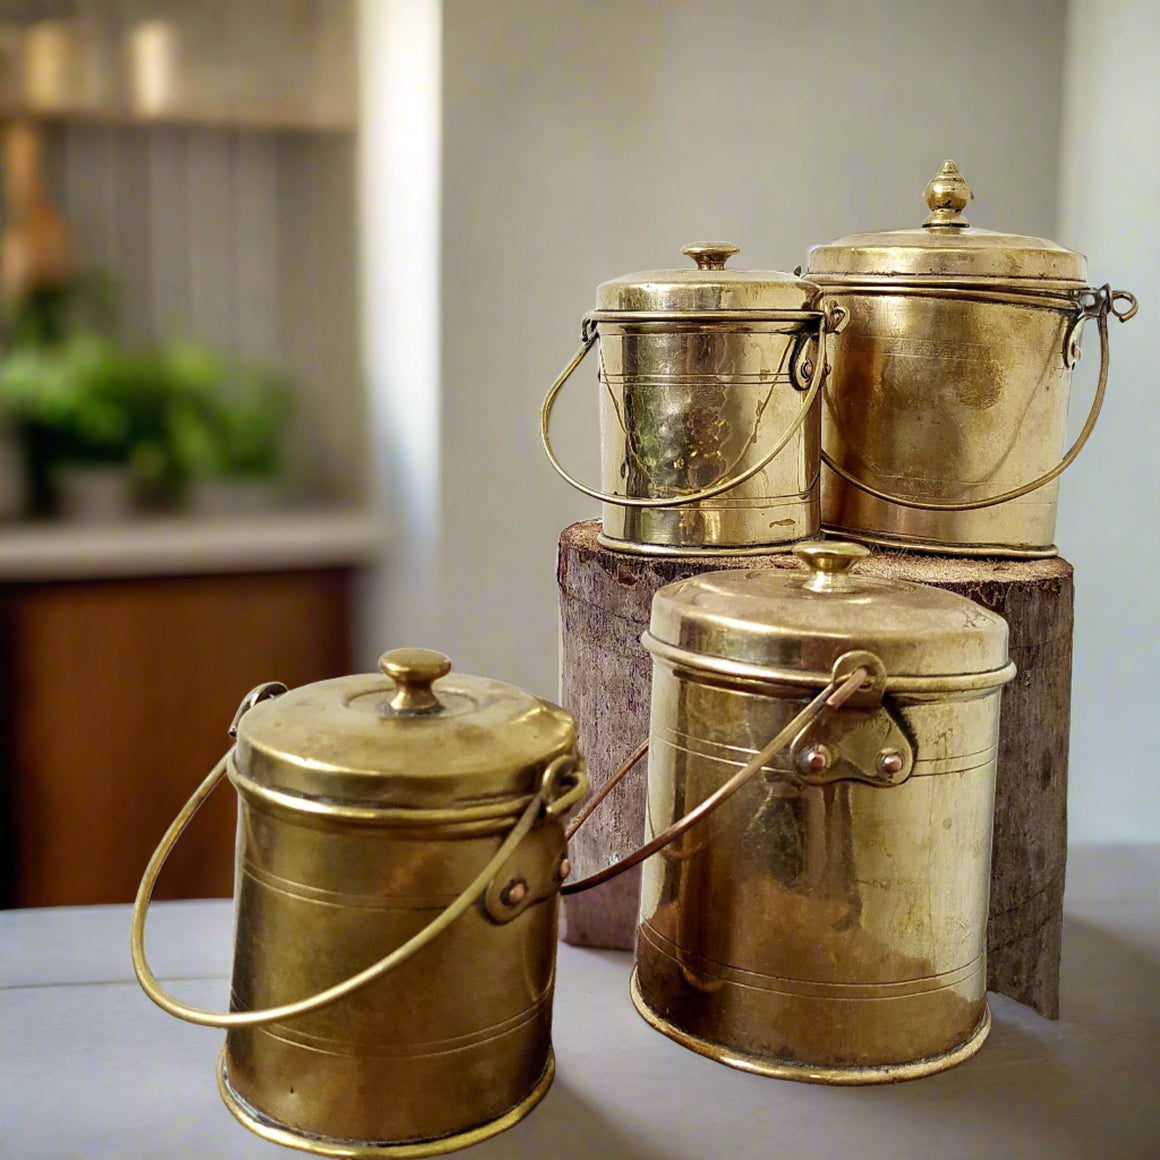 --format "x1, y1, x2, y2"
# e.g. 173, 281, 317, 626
1, 567, 356, 907
0, 103, 356, 134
